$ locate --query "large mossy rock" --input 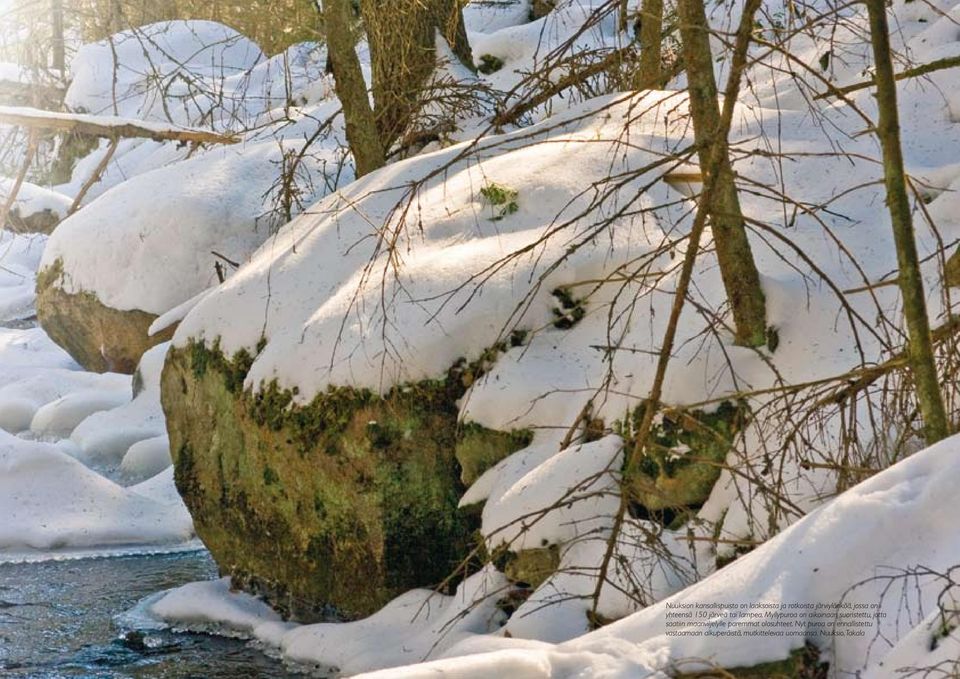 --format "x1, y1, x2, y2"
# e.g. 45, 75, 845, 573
36, 259, 173, 374
161, 340, 523, 621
